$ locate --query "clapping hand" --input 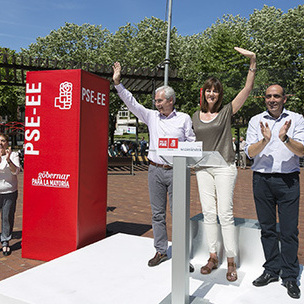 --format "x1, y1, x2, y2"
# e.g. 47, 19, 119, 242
279, 119, 291, 141
260, 122, 271, 143
5, 147, 12, 162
